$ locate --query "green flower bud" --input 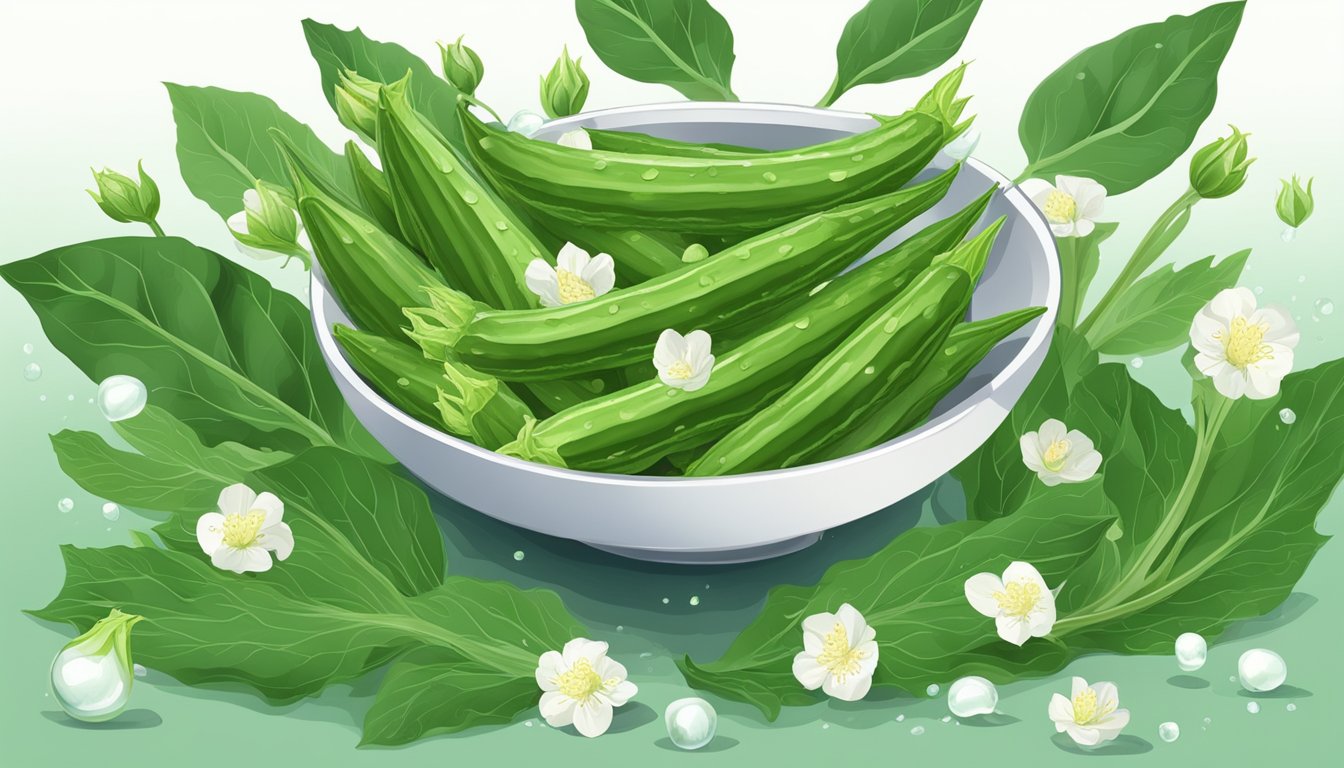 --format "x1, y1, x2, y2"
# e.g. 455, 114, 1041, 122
50, 608, 144, 723
1275, 175, 1315, 228
539, 46, 590, 119
1188, 125, 1254, 199
335, 69, 381, 144
440, 35, 484, 96
87, 161, 160, 224
227, 181, 309, 265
